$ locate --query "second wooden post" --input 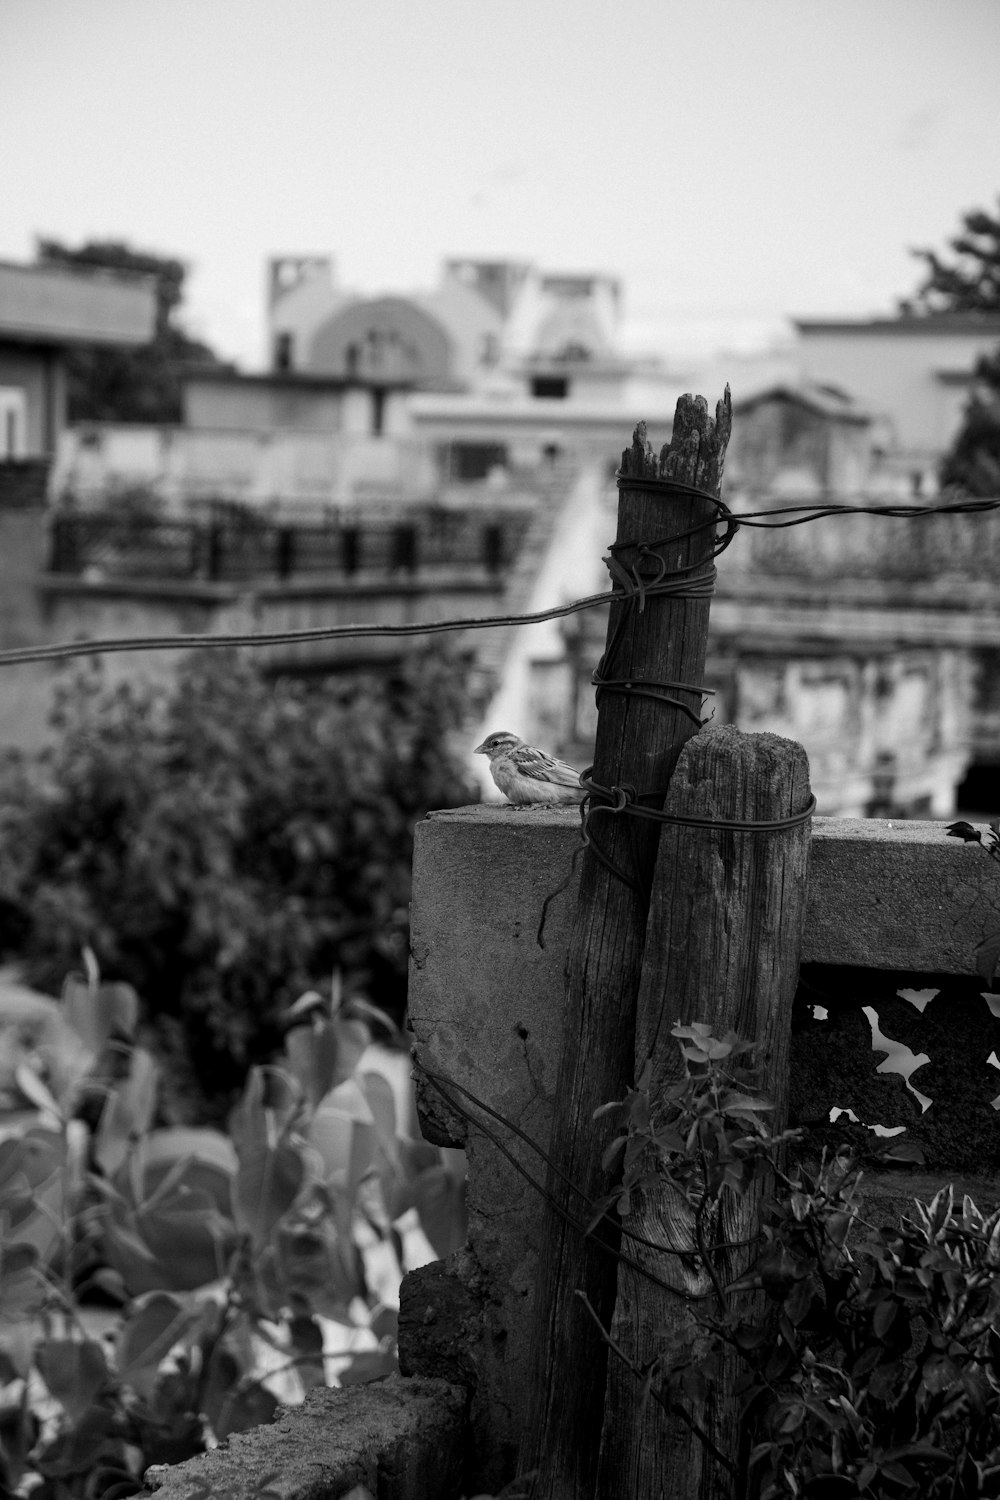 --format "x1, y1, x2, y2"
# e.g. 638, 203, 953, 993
598, 724, 813, 1499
